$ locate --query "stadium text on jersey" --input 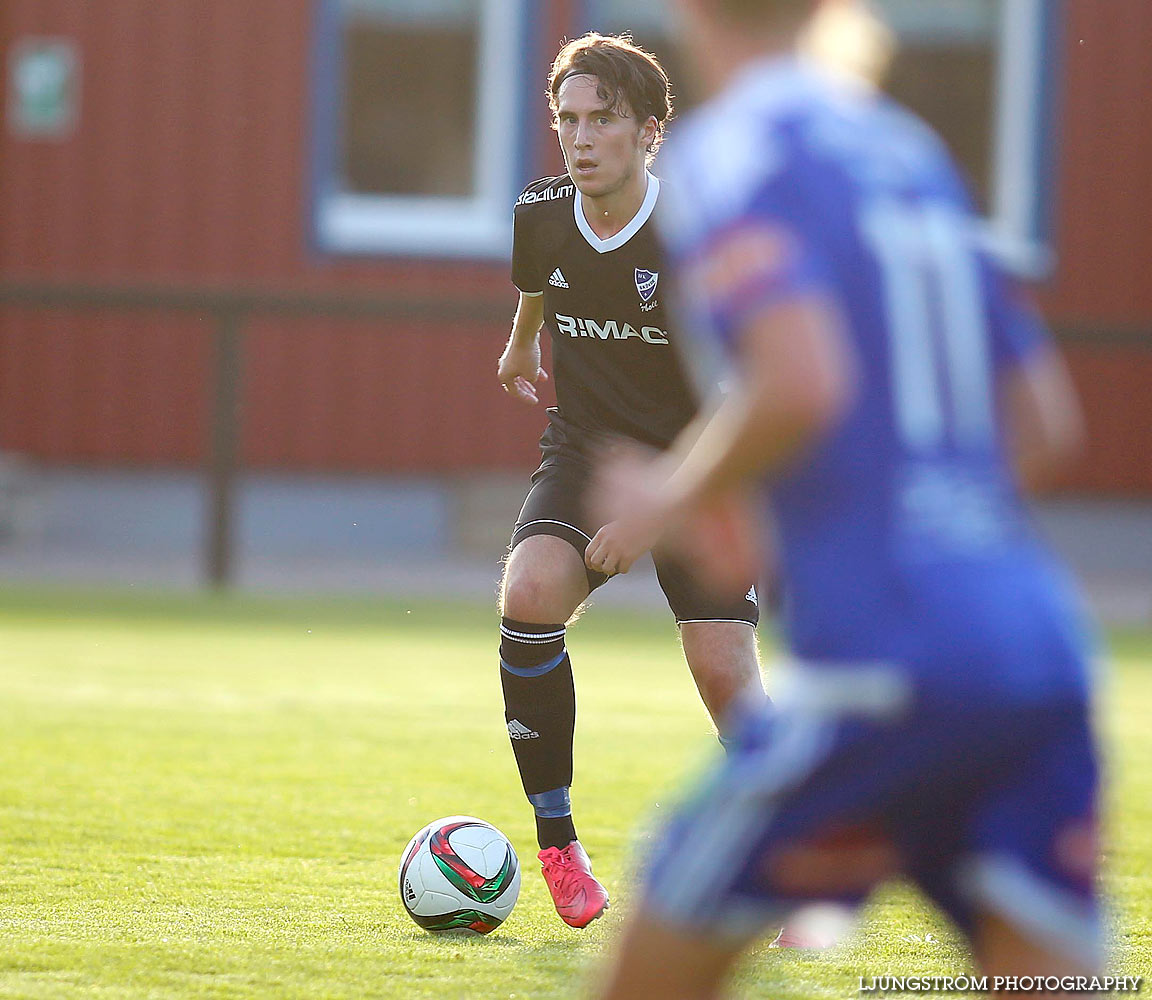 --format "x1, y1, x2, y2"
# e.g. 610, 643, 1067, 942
515, 184, 576, 206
